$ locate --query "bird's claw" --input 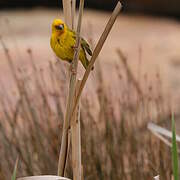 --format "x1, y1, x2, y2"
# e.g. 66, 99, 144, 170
71, 45, 78, 50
